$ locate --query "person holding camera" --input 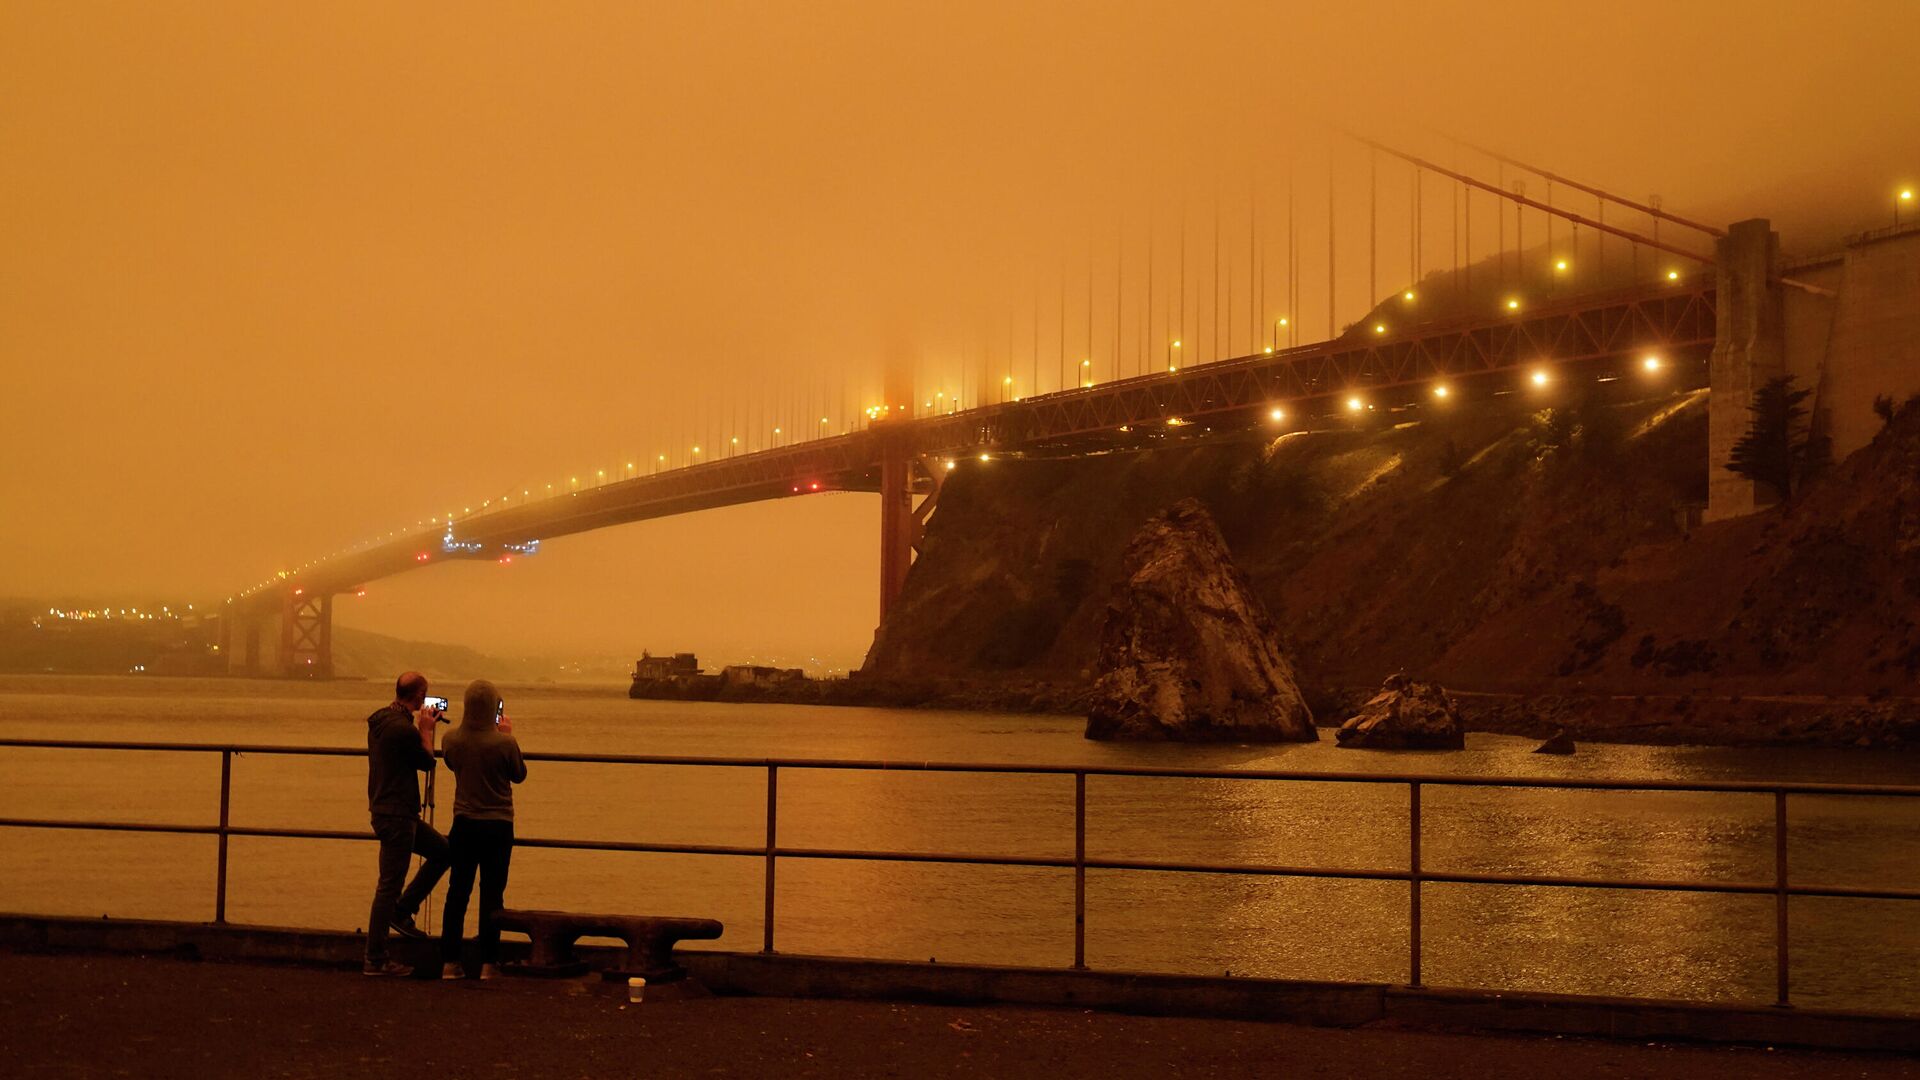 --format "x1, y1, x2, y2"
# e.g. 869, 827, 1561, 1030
438, 678, 527, 980
363, 671, 452, 977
